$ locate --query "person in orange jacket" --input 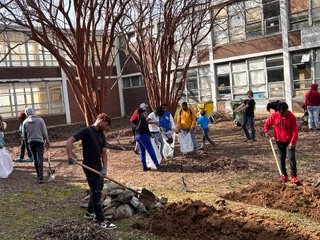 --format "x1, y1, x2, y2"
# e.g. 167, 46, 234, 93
263, 102, 300, 183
